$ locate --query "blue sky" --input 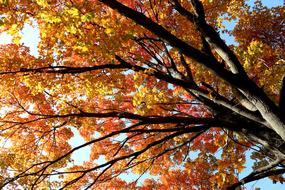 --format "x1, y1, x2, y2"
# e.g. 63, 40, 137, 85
248, 0, 284, 7
0, 0, 284, 189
